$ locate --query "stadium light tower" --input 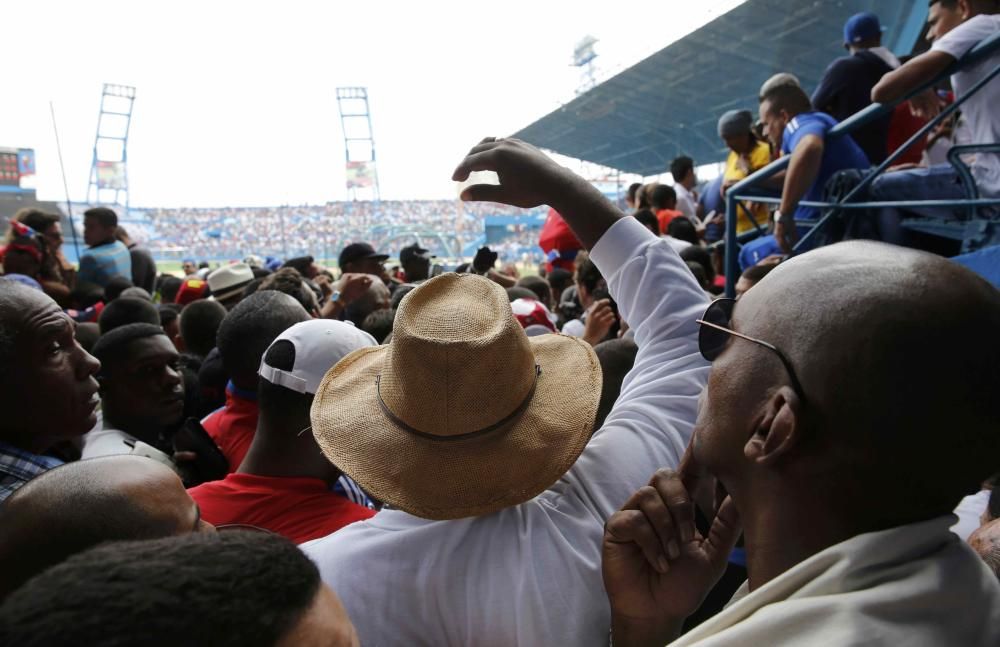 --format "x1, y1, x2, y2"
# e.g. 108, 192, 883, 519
86, 83, 136, 210
572, 35, 599, 95
336, 87, 380, 202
